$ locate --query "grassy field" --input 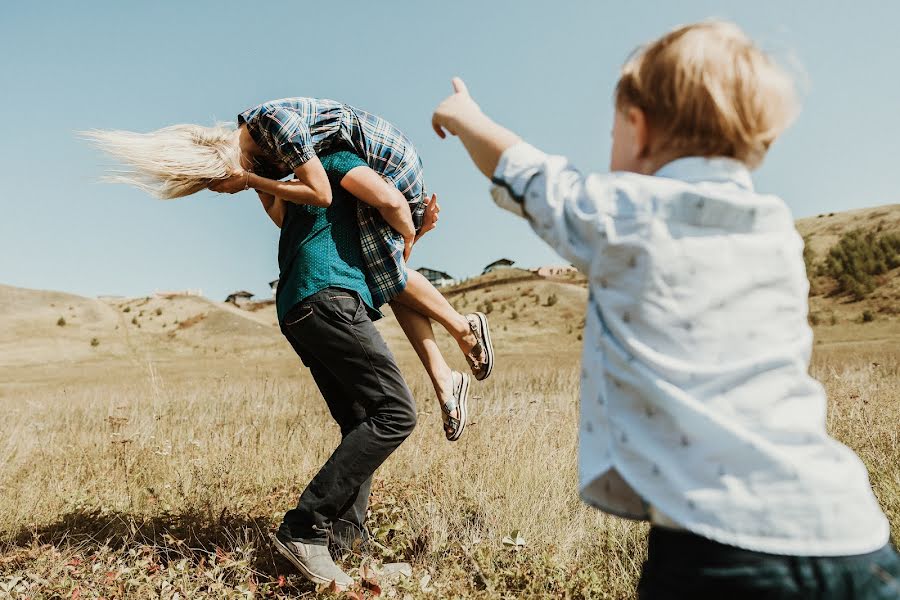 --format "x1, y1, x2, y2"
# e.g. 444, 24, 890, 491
1, 279, 899, 598
1, 204, 898, 598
